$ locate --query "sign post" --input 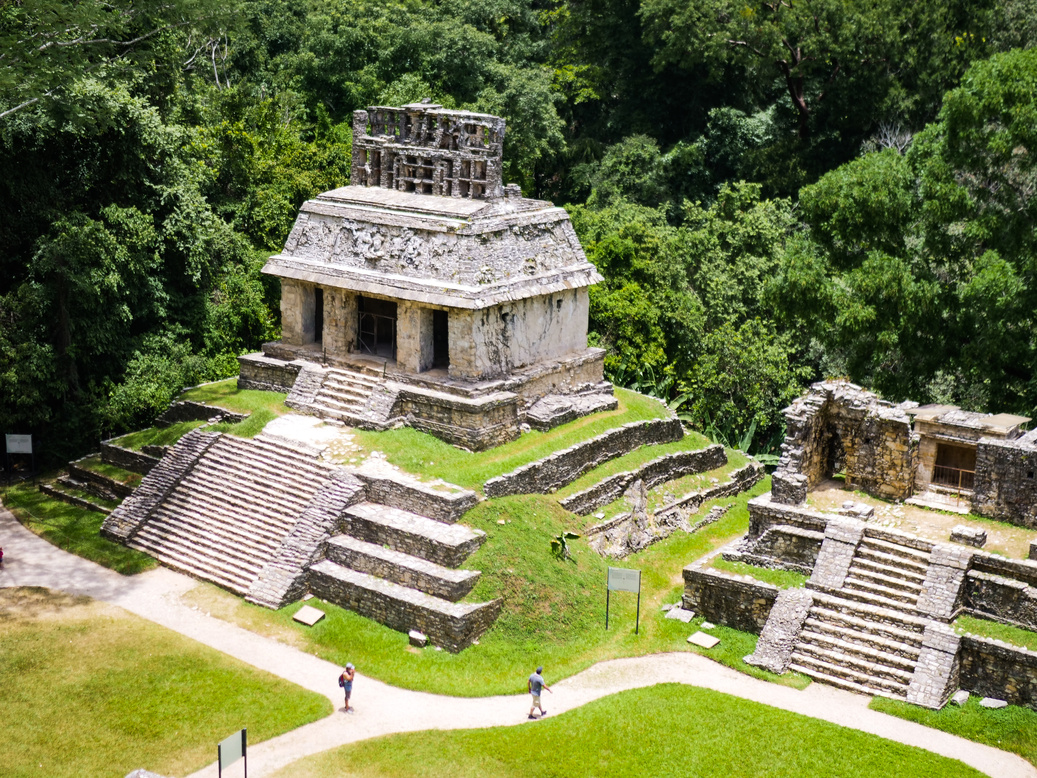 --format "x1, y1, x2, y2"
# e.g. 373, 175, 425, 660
5, 434, 33, 487
605, 567, 642, 634
218, 728, 247, 778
